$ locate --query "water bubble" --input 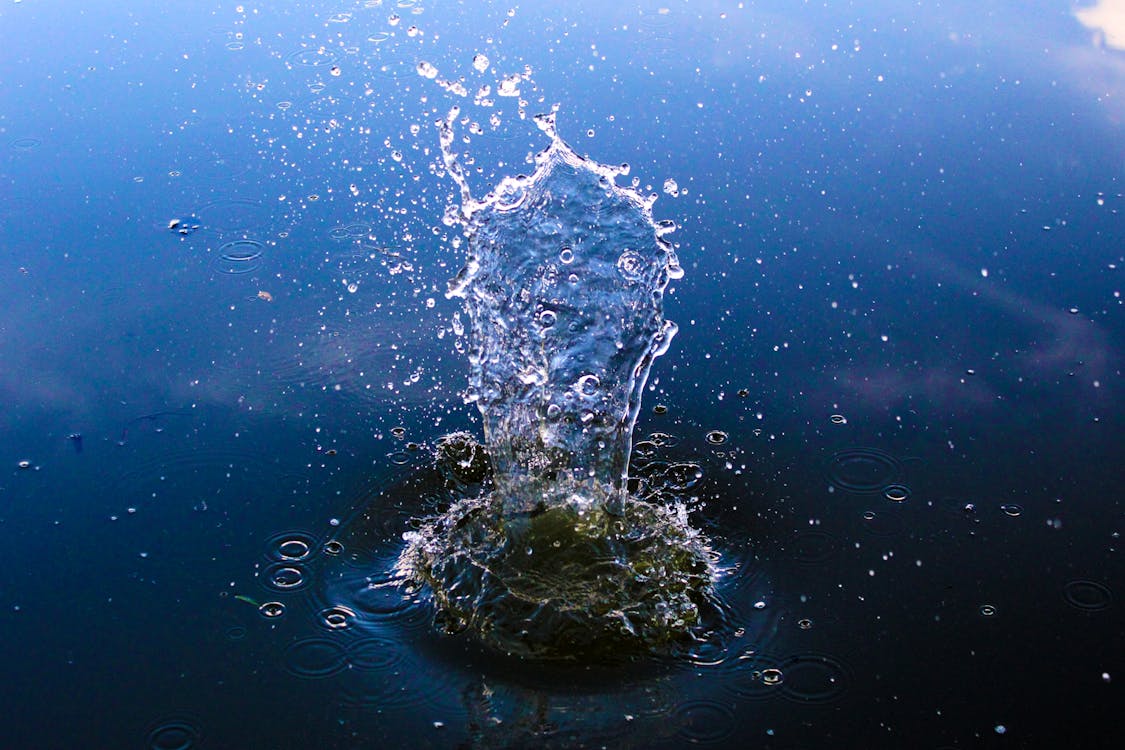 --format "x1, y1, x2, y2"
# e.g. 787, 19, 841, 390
761, 668, 784, 685
17, 460, 31, 470
259, 601, 285, 618
1000, 503, 1023, 517
416, 60, 439, 79
883, 484, 911, 503
472, 53, 489, 72
559, 246, 575, 264
798, 618, 813, 630
705, 430, 728, 445
576, 374, 600, 397
979, 603, 998, 617
323, 540, 345, 555
391, 426, 407, 439
829, 414, 847, 425
537, 309, 557, 328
